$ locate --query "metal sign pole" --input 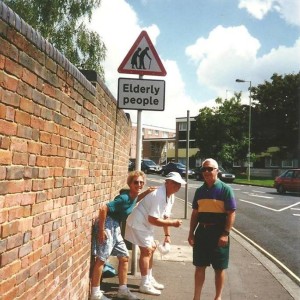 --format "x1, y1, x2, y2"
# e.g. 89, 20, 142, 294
131, 75, 143, 275
185, 110, 190, 219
